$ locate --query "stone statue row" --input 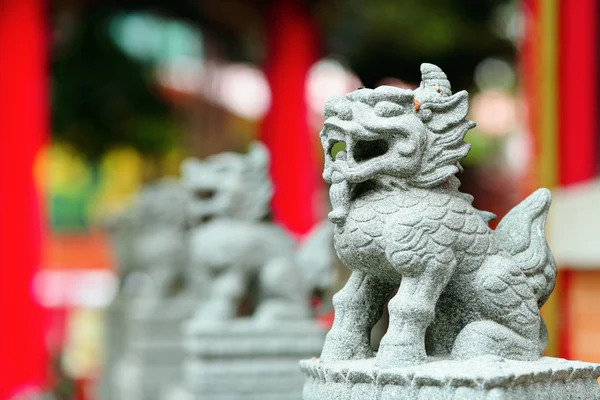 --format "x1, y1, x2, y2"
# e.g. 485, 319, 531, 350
100, 63, 600, 400
101, 143, 334, 400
